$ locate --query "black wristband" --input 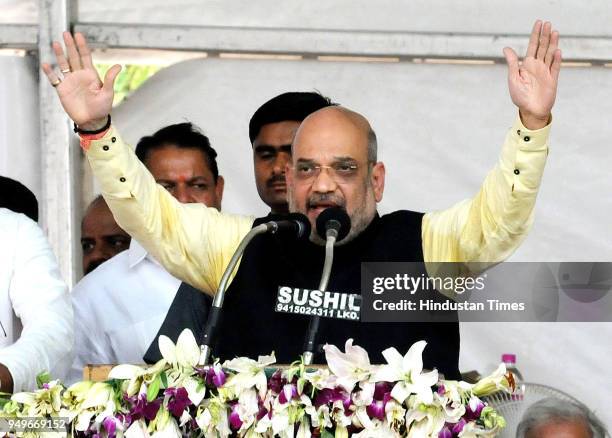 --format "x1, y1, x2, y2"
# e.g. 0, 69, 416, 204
73, 115, 111, 135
